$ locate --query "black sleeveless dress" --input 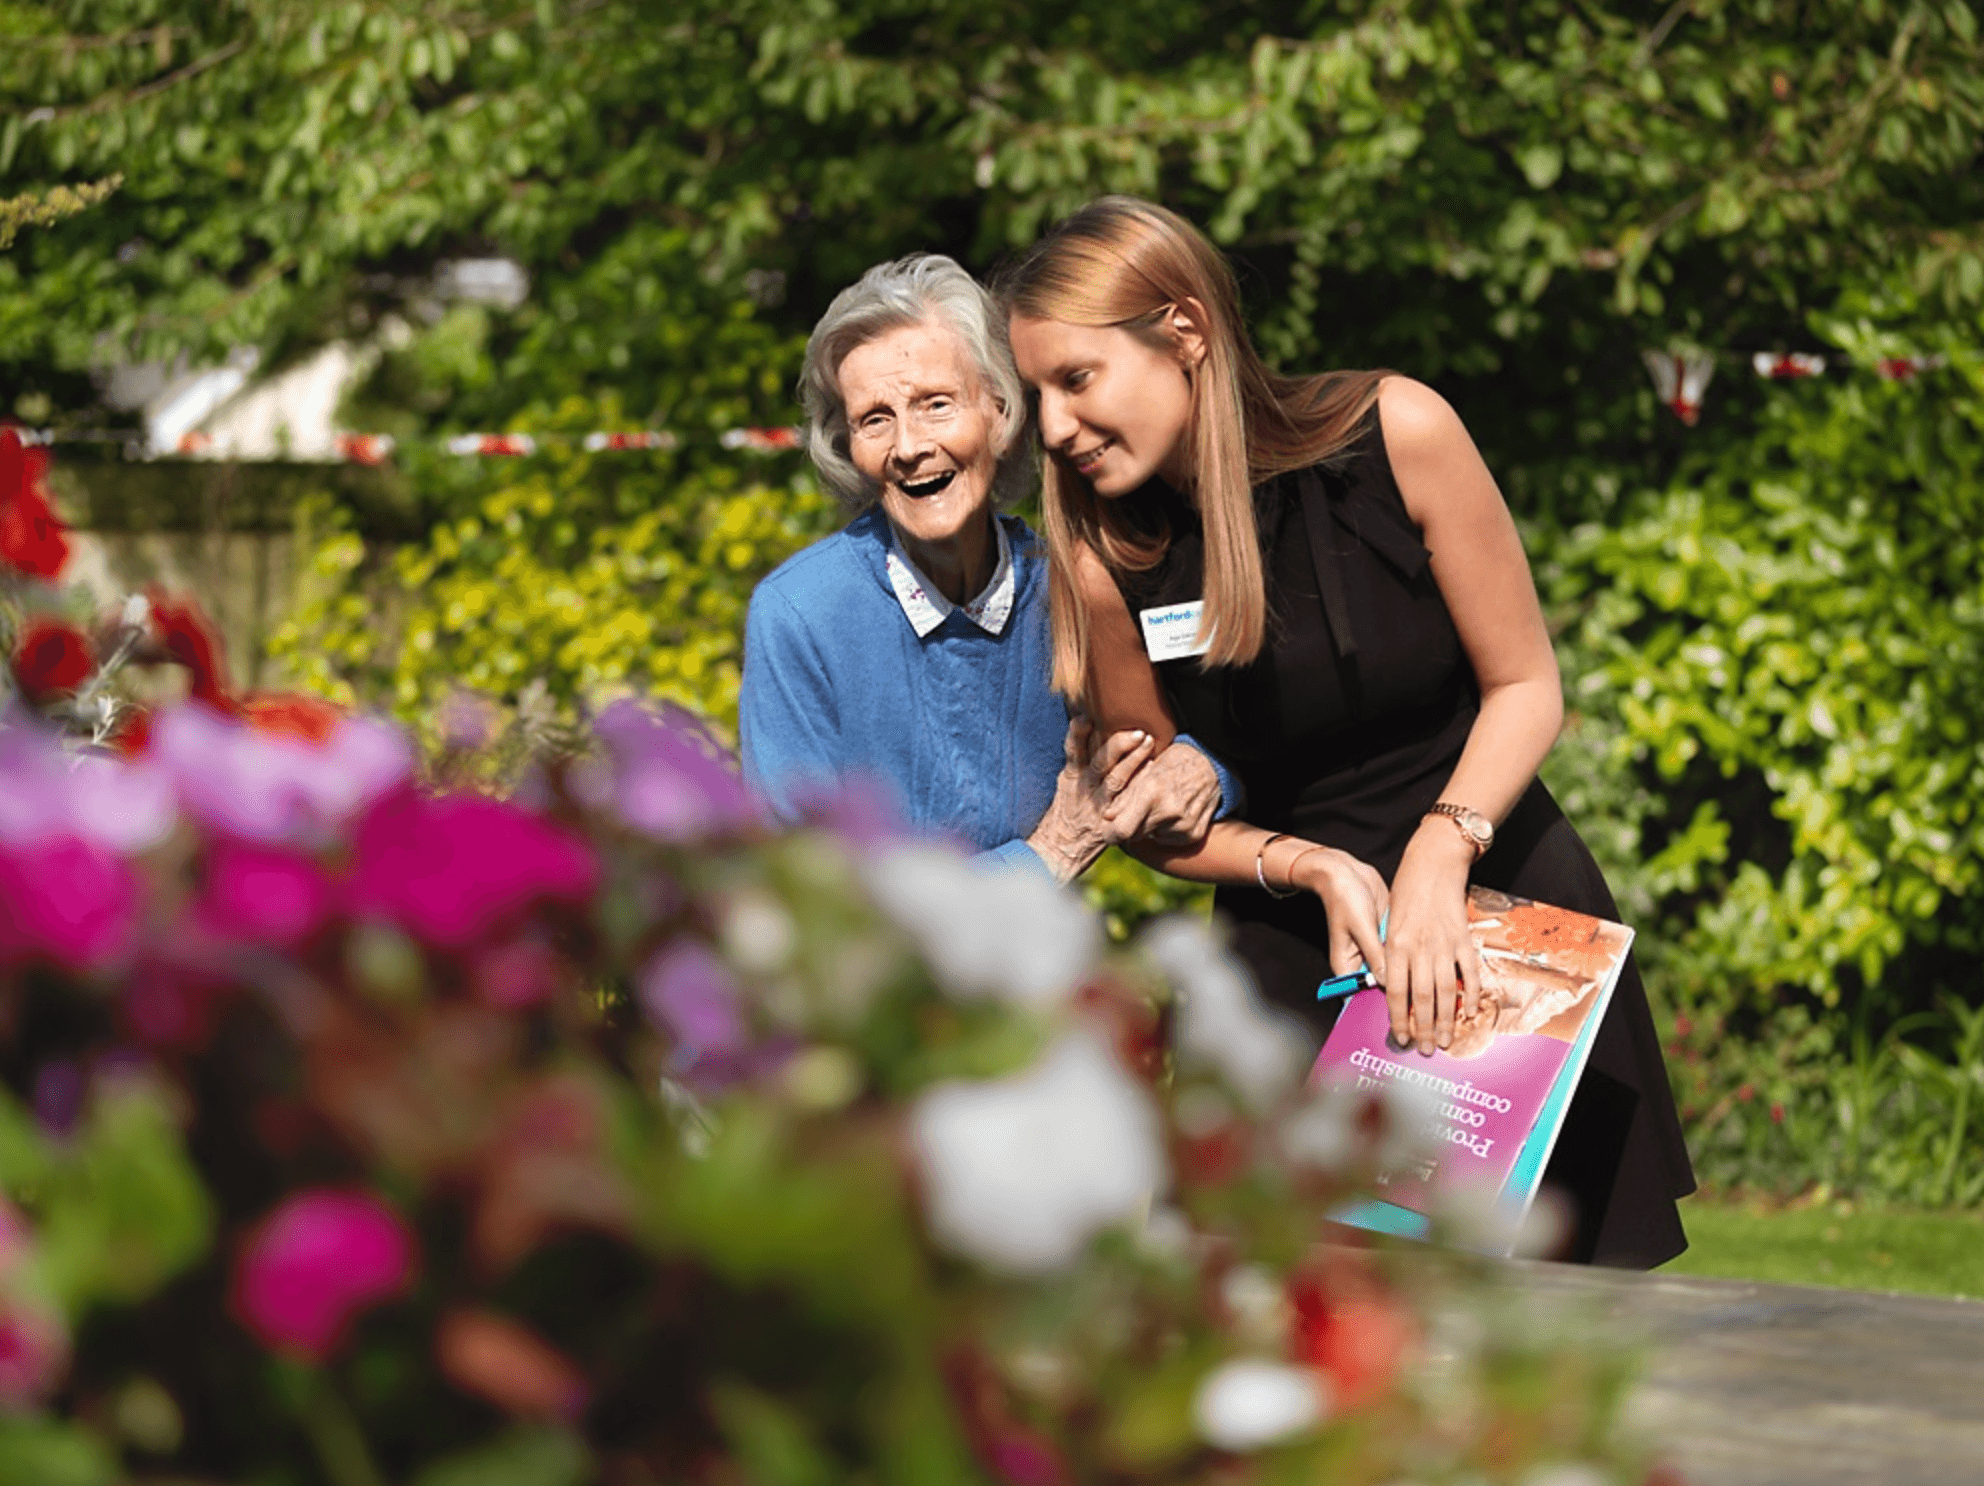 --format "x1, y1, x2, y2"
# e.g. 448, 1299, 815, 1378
1114, 411, 1696, 1267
